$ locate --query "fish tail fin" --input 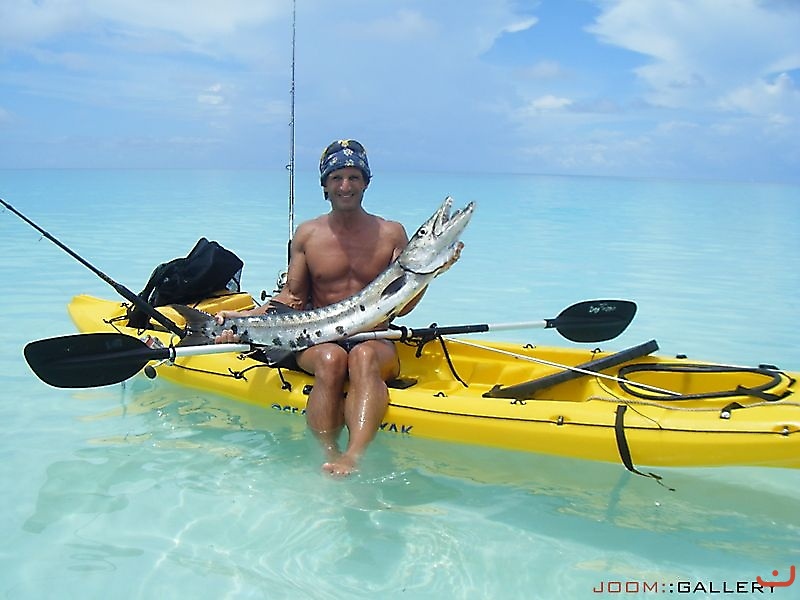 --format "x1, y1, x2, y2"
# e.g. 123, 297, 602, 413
170, 304, 217, 346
